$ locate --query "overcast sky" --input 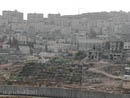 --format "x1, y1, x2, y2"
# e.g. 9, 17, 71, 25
1, 0, 130, 19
